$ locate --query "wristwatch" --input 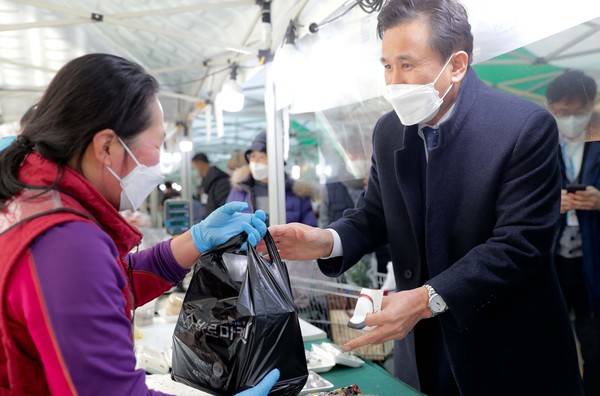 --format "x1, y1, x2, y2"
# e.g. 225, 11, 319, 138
424, 284, 448, 316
